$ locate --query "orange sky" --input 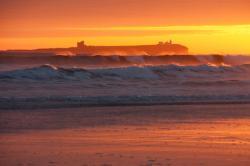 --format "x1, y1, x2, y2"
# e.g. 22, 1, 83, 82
1, 0, 250, 54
